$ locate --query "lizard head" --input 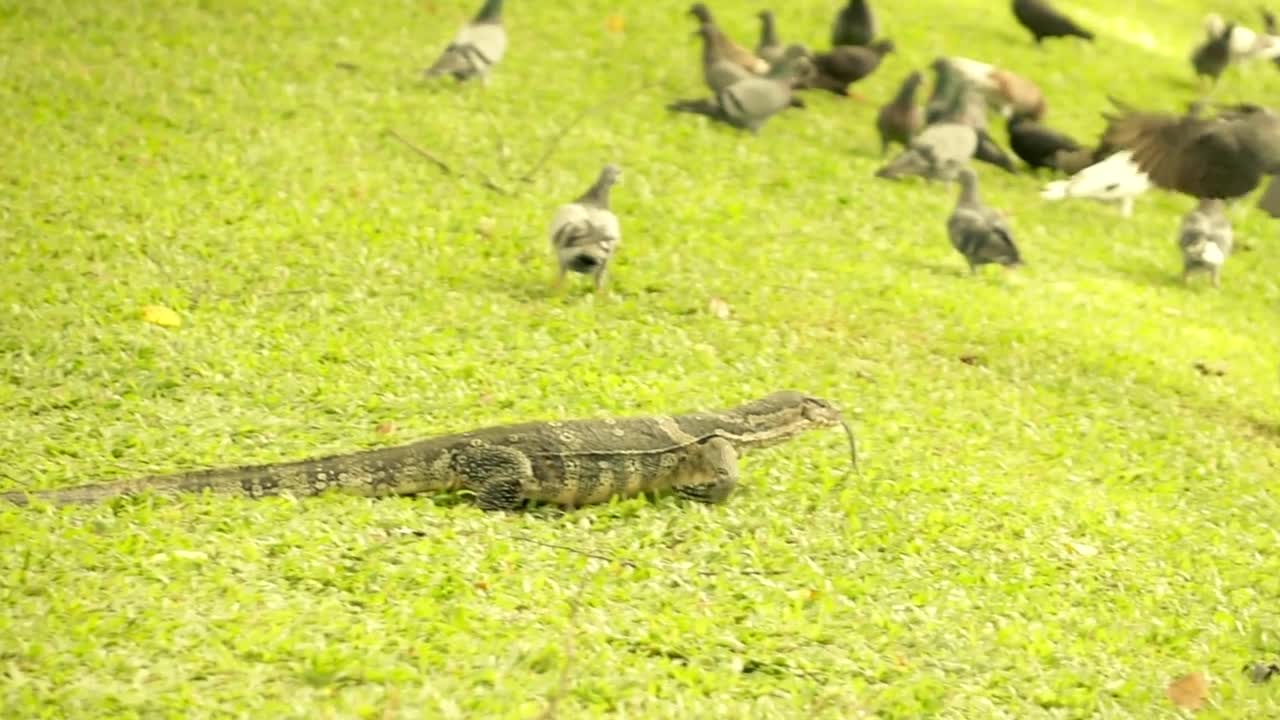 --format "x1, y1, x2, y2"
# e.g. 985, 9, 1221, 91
750, 391, 843, 428
733, 392, 858, 475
